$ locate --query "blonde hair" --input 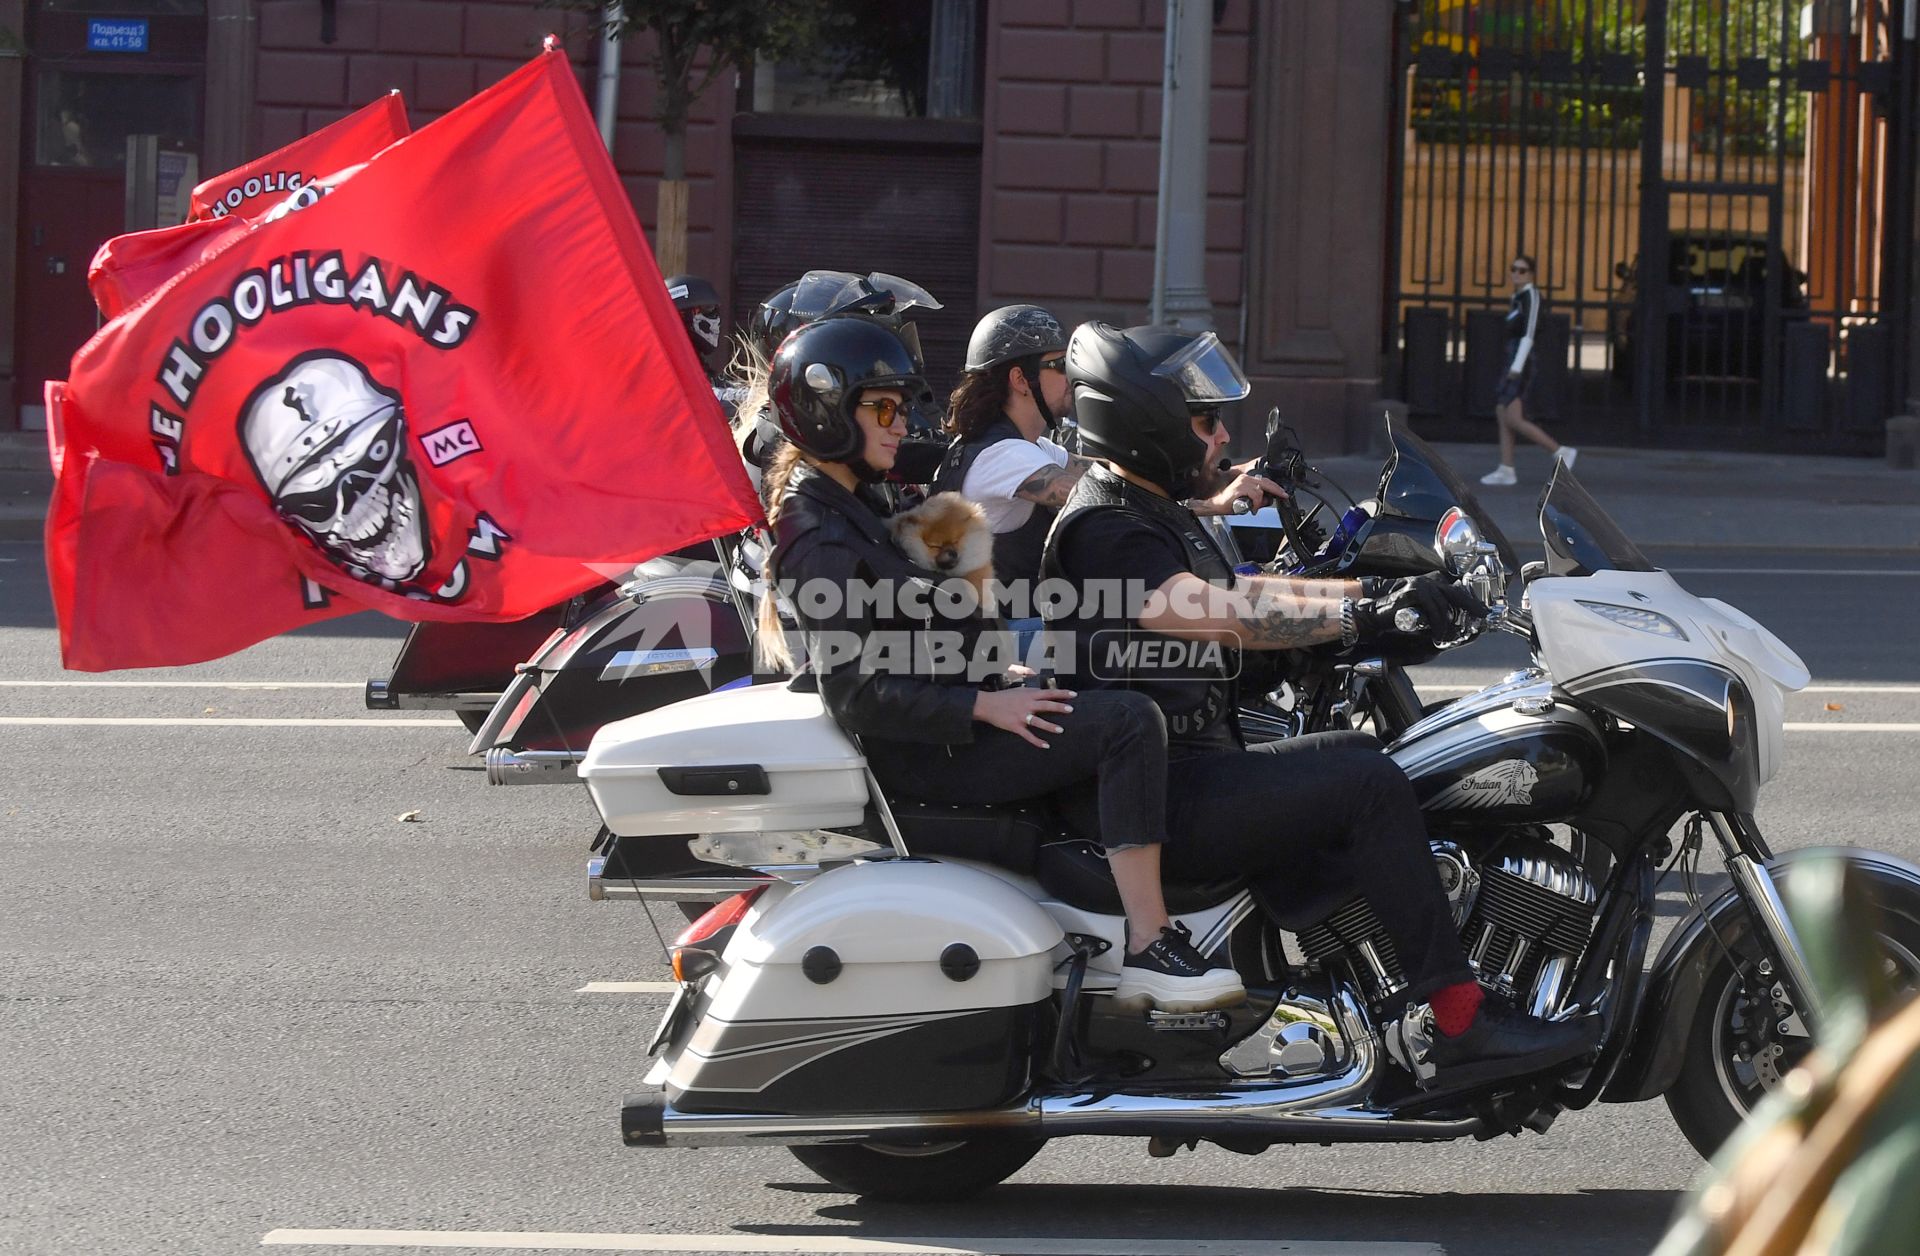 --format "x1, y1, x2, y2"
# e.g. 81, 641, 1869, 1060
726, 338, 772, 449
753, 442, 807, 672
